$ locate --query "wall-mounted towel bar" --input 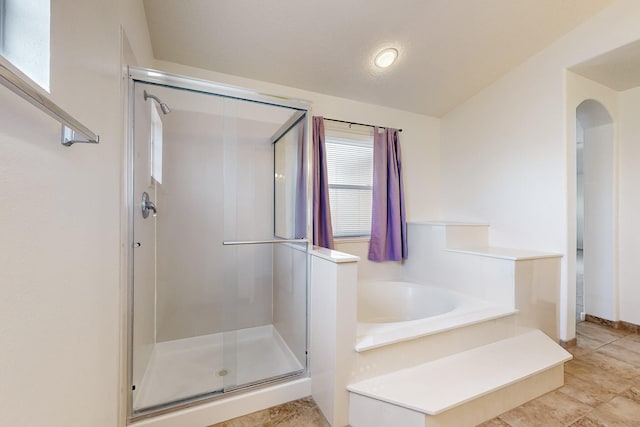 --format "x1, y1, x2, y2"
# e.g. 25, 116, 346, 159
222, 239, 308, 246
0, 60, 99, 147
